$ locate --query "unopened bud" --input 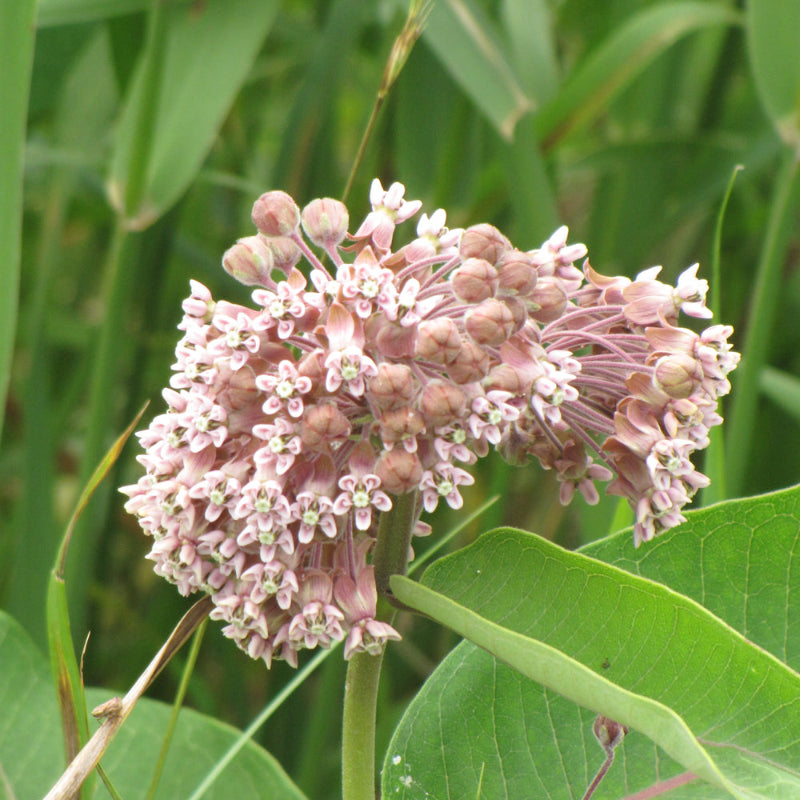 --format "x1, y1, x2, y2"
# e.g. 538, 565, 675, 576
252, 191, 300, 236
418, 380, 467, 427
465, 299, 515, 346
301, 403, 351, 448
459, 223, 511, 265
484, 364, 528, 394
415, 318, 462, 364
447, 339, 490, 384
529, 278, 567, 323
301, 198, 350, 248
497, 250, 537, 295
379, 406, 425, 446
222, 236, 273, 287
592, 715, 628, 751
375, 449, 423, 494
266, 236, 302, 274
367, 363, 416, 411
503, 296, 528, 333
653, 354, 702, 399
452, 258, 498, 303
